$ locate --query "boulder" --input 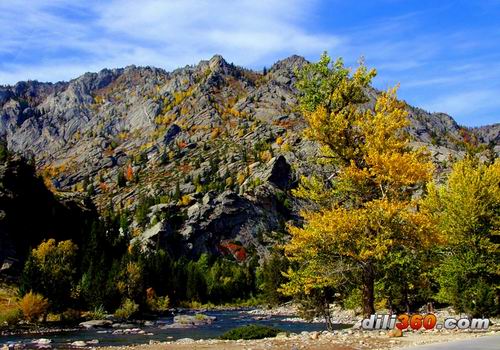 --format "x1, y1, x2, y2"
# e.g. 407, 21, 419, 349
388, 328, 403, 337
173, 314, 216, 326
130, 221, 172, 249
79, 319, 113, 329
